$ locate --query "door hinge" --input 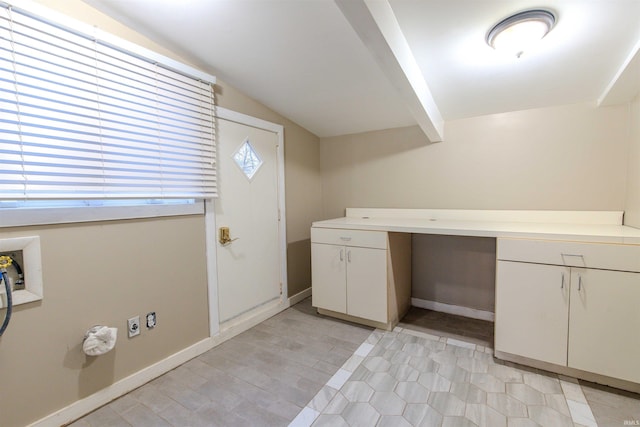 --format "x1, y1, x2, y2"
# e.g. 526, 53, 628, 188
279, 282, 283, 295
